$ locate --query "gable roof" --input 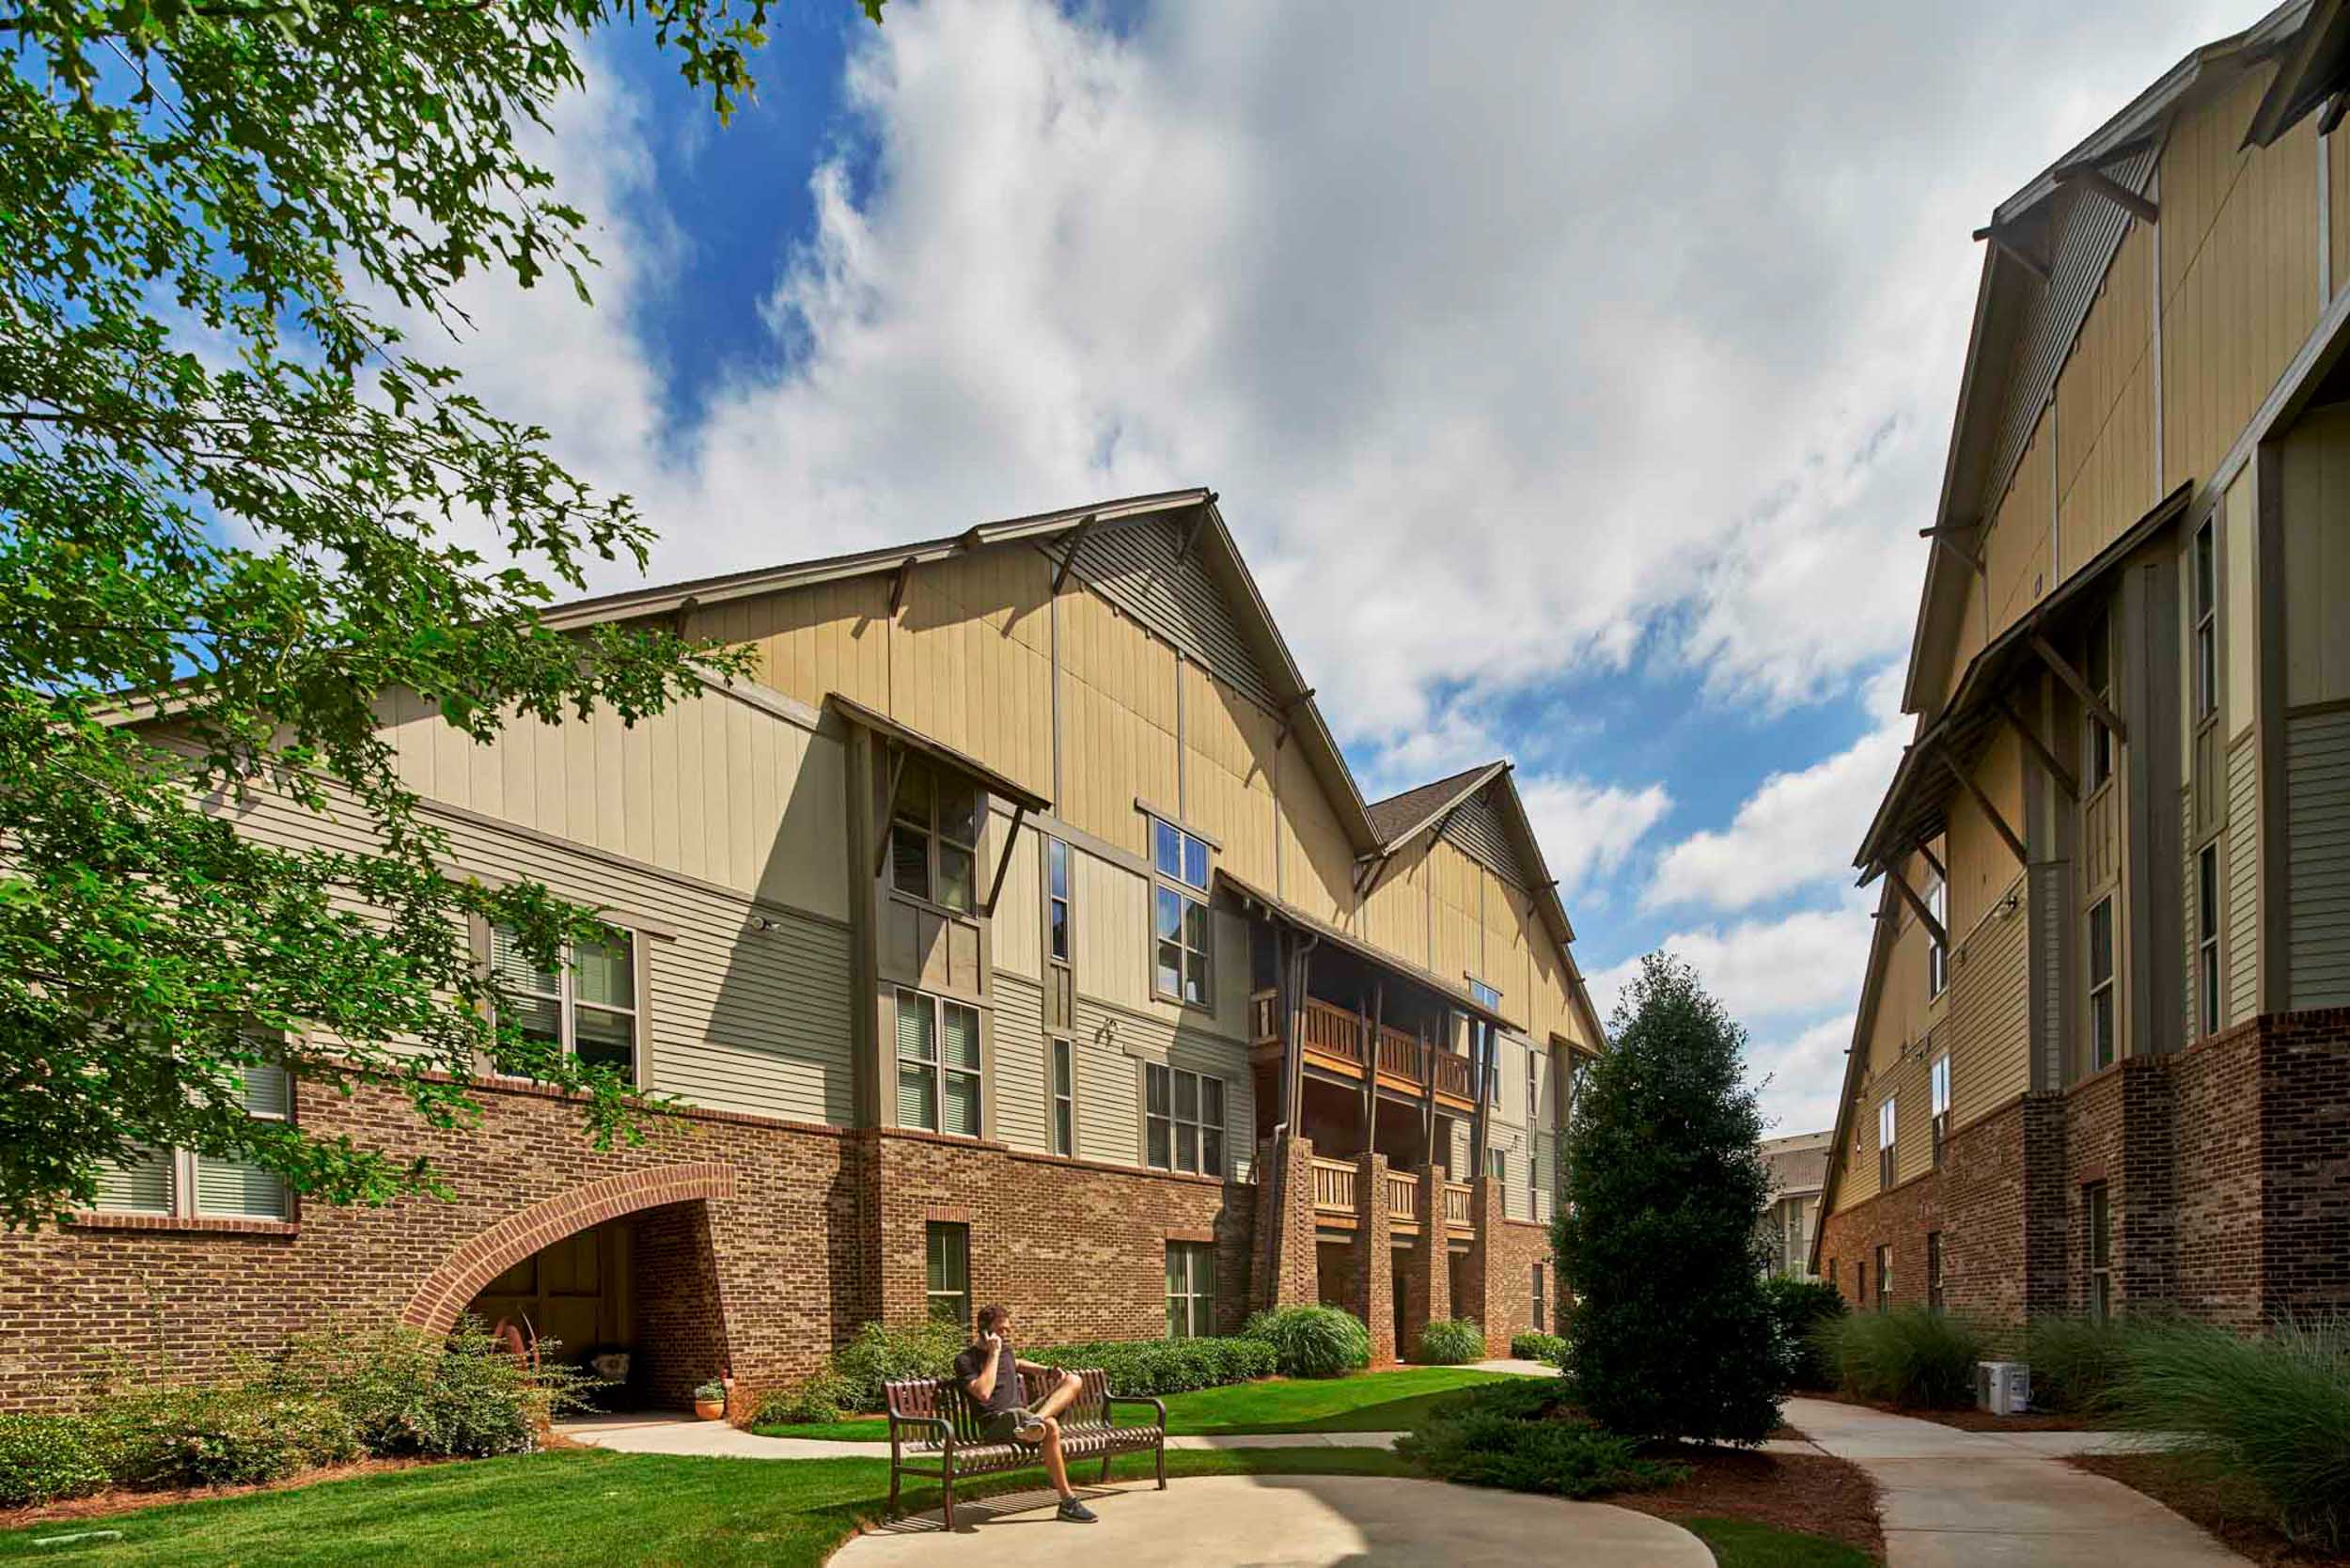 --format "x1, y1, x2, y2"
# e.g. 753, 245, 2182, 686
1366, 761, 1507, 843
